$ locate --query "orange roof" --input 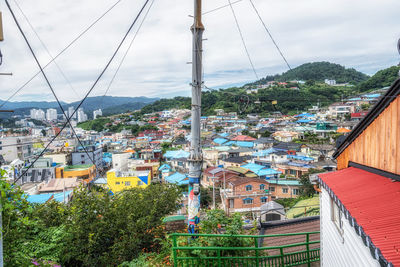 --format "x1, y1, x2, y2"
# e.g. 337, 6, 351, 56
337, 128, 351, 133
124, 149, 136, 153
231, 135, 256, 141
